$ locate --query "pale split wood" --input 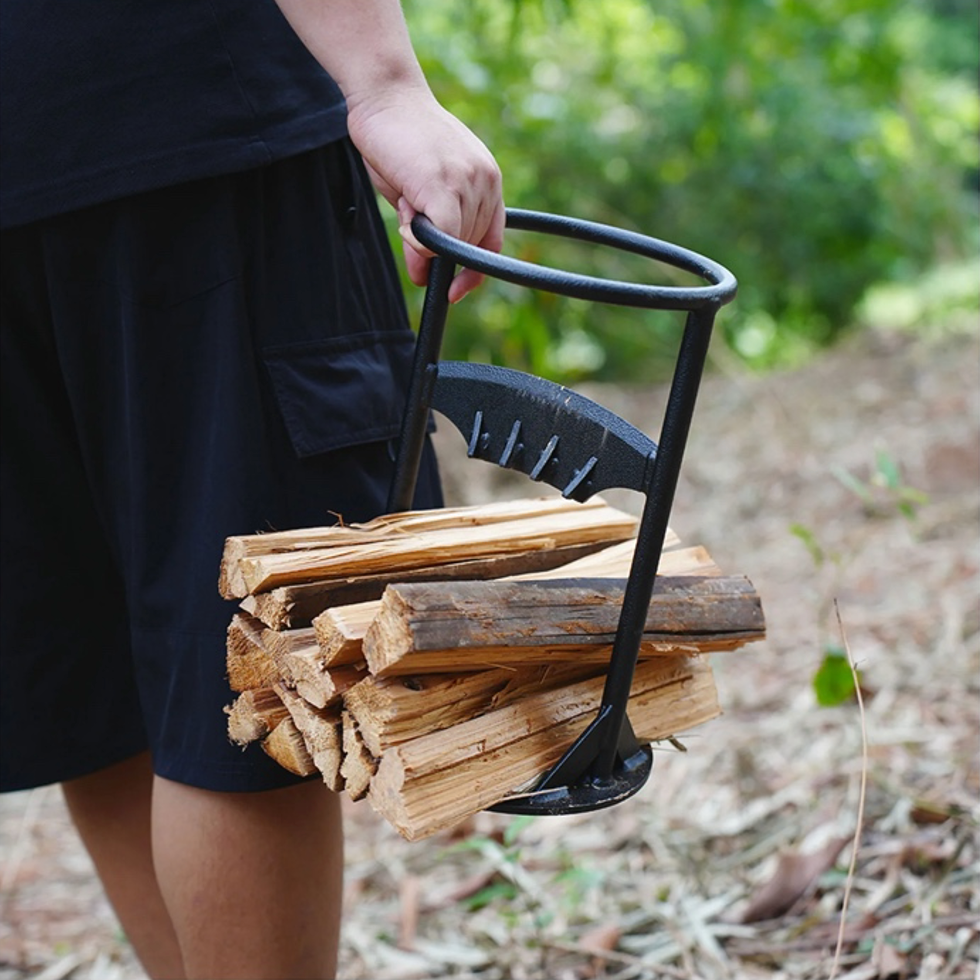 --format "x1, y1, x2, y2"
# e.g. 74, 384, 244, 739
227, 504, 638, 598
261, 717, 317, 777
273, 685, 344, 792
340, 712, 378, 801
368, 657, 720, 841
238, 540, 617, 630
225, 688, 290, 746
375, 657, 695, 778
344, 662, 605, 757
219, 496, 624, 598
226, 612, 279, 692
261, 625, 318, 675
295, 668, 362, 712
284, 648, 366, 710
511, 530, 685, 580
312, 601, 381, 667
